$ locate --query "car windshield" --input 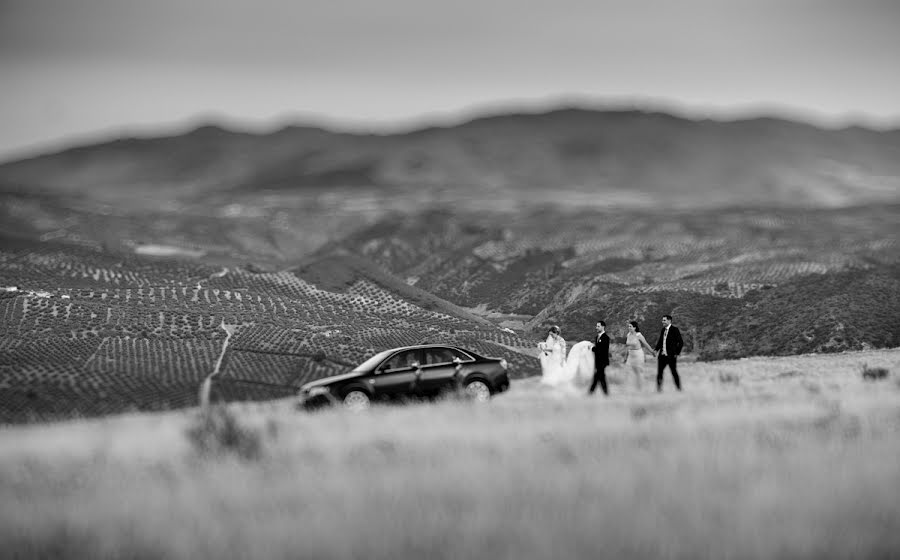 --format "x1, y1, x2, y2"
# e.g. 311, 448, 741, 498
352, 348, 398, 372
